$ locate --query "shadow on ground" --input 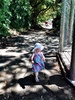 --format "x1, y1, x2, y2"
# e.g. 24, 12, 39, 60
0, 30, 75, 100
